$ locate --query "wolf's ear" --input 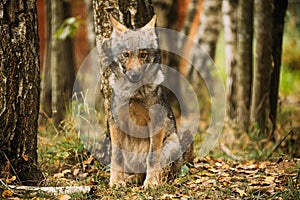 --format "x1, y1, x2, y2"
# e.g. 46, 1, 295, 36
141, 15, 157, 29
141, 15, 157, 38
110, 14, 128, 34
